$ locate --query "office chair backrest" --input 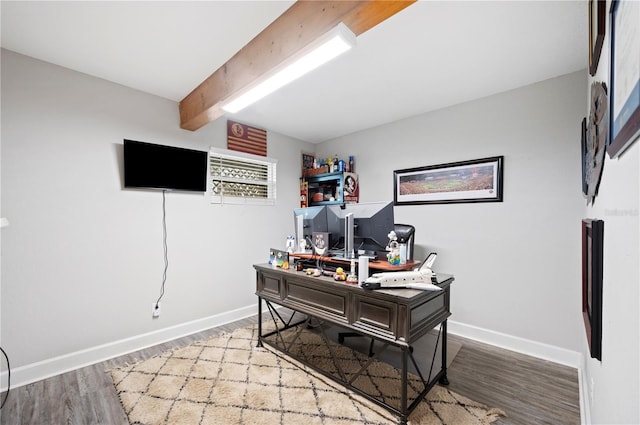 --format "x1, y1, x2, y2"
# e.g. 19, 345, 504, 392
394, 224, 416, 261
